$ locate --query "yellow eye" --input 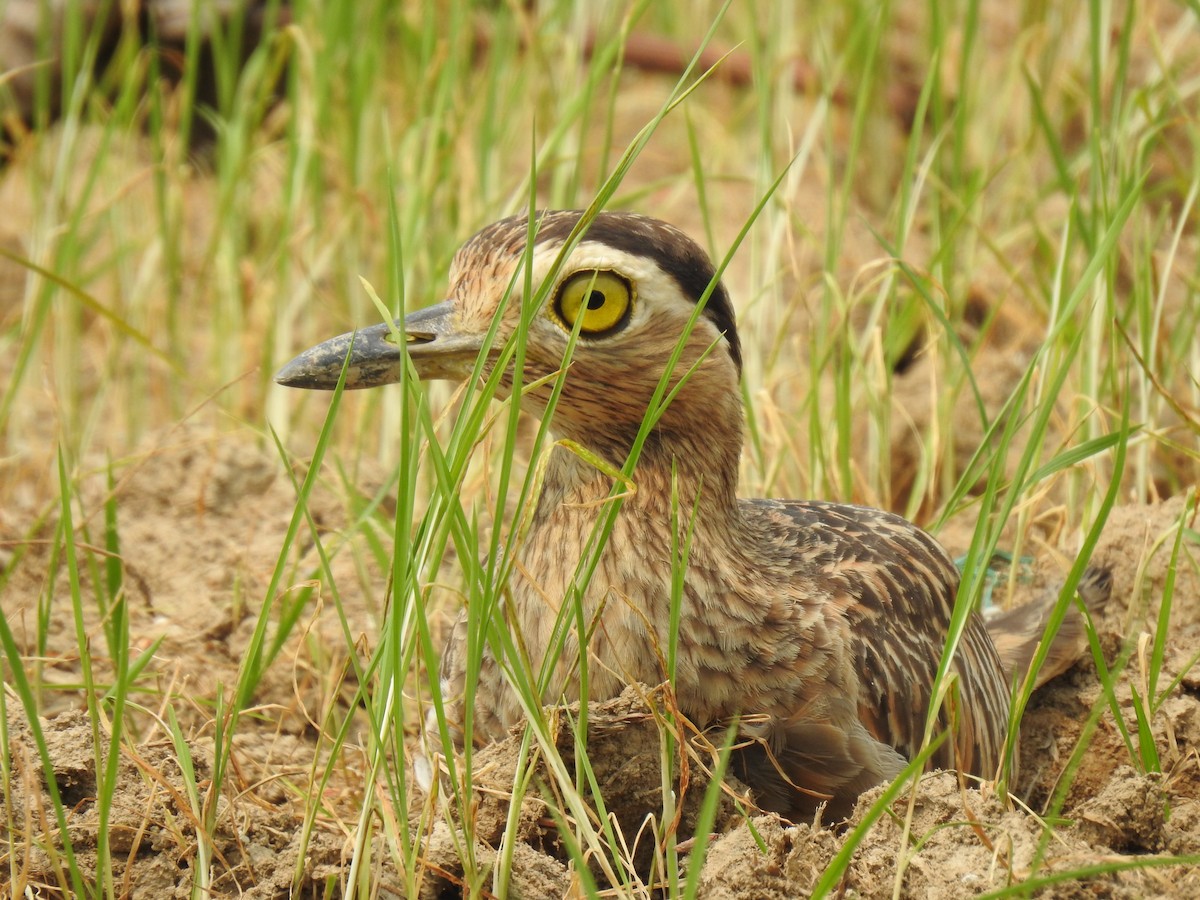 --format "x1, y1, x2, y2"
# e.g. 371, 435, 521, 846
553, 269, 634, 336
